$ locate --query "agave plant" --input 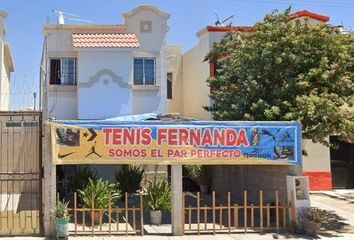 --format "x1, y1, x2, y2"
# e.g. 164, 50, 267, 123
78, 178, 121, 209
115, 165, 144, 194
305, 207, 329, 224
54, 200, 70, 221
145, 179, 171, 211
